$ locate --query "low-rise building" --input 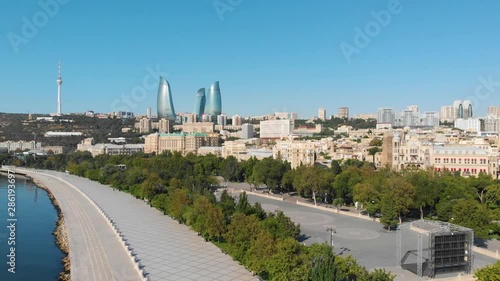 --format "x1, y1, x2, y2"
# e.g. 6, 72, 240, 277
144, 132, 219, 155
273, 140, 315, 168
